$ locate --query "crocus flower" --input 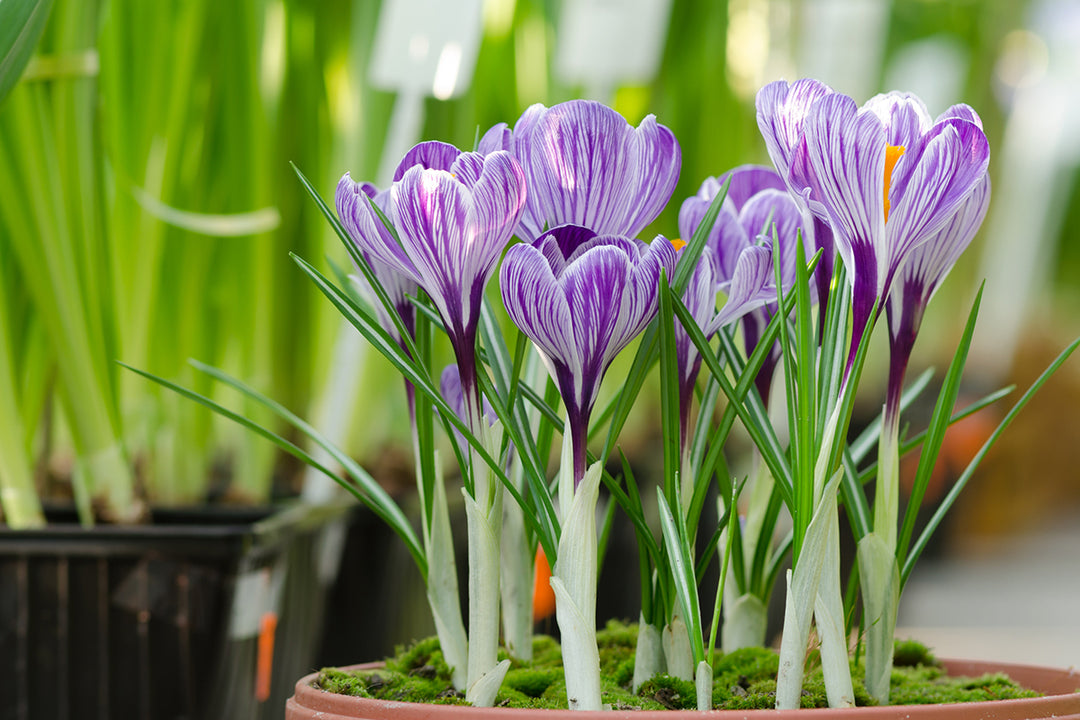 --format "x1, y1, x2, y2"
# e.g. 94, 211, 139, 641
336, 141, 527, 426
336, 178, 420, 348
885, 175, 991, 421
757, 80, 990, 366
479, 100, 681, 242
500, 224, 678, 483
676, 166, 817, 409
